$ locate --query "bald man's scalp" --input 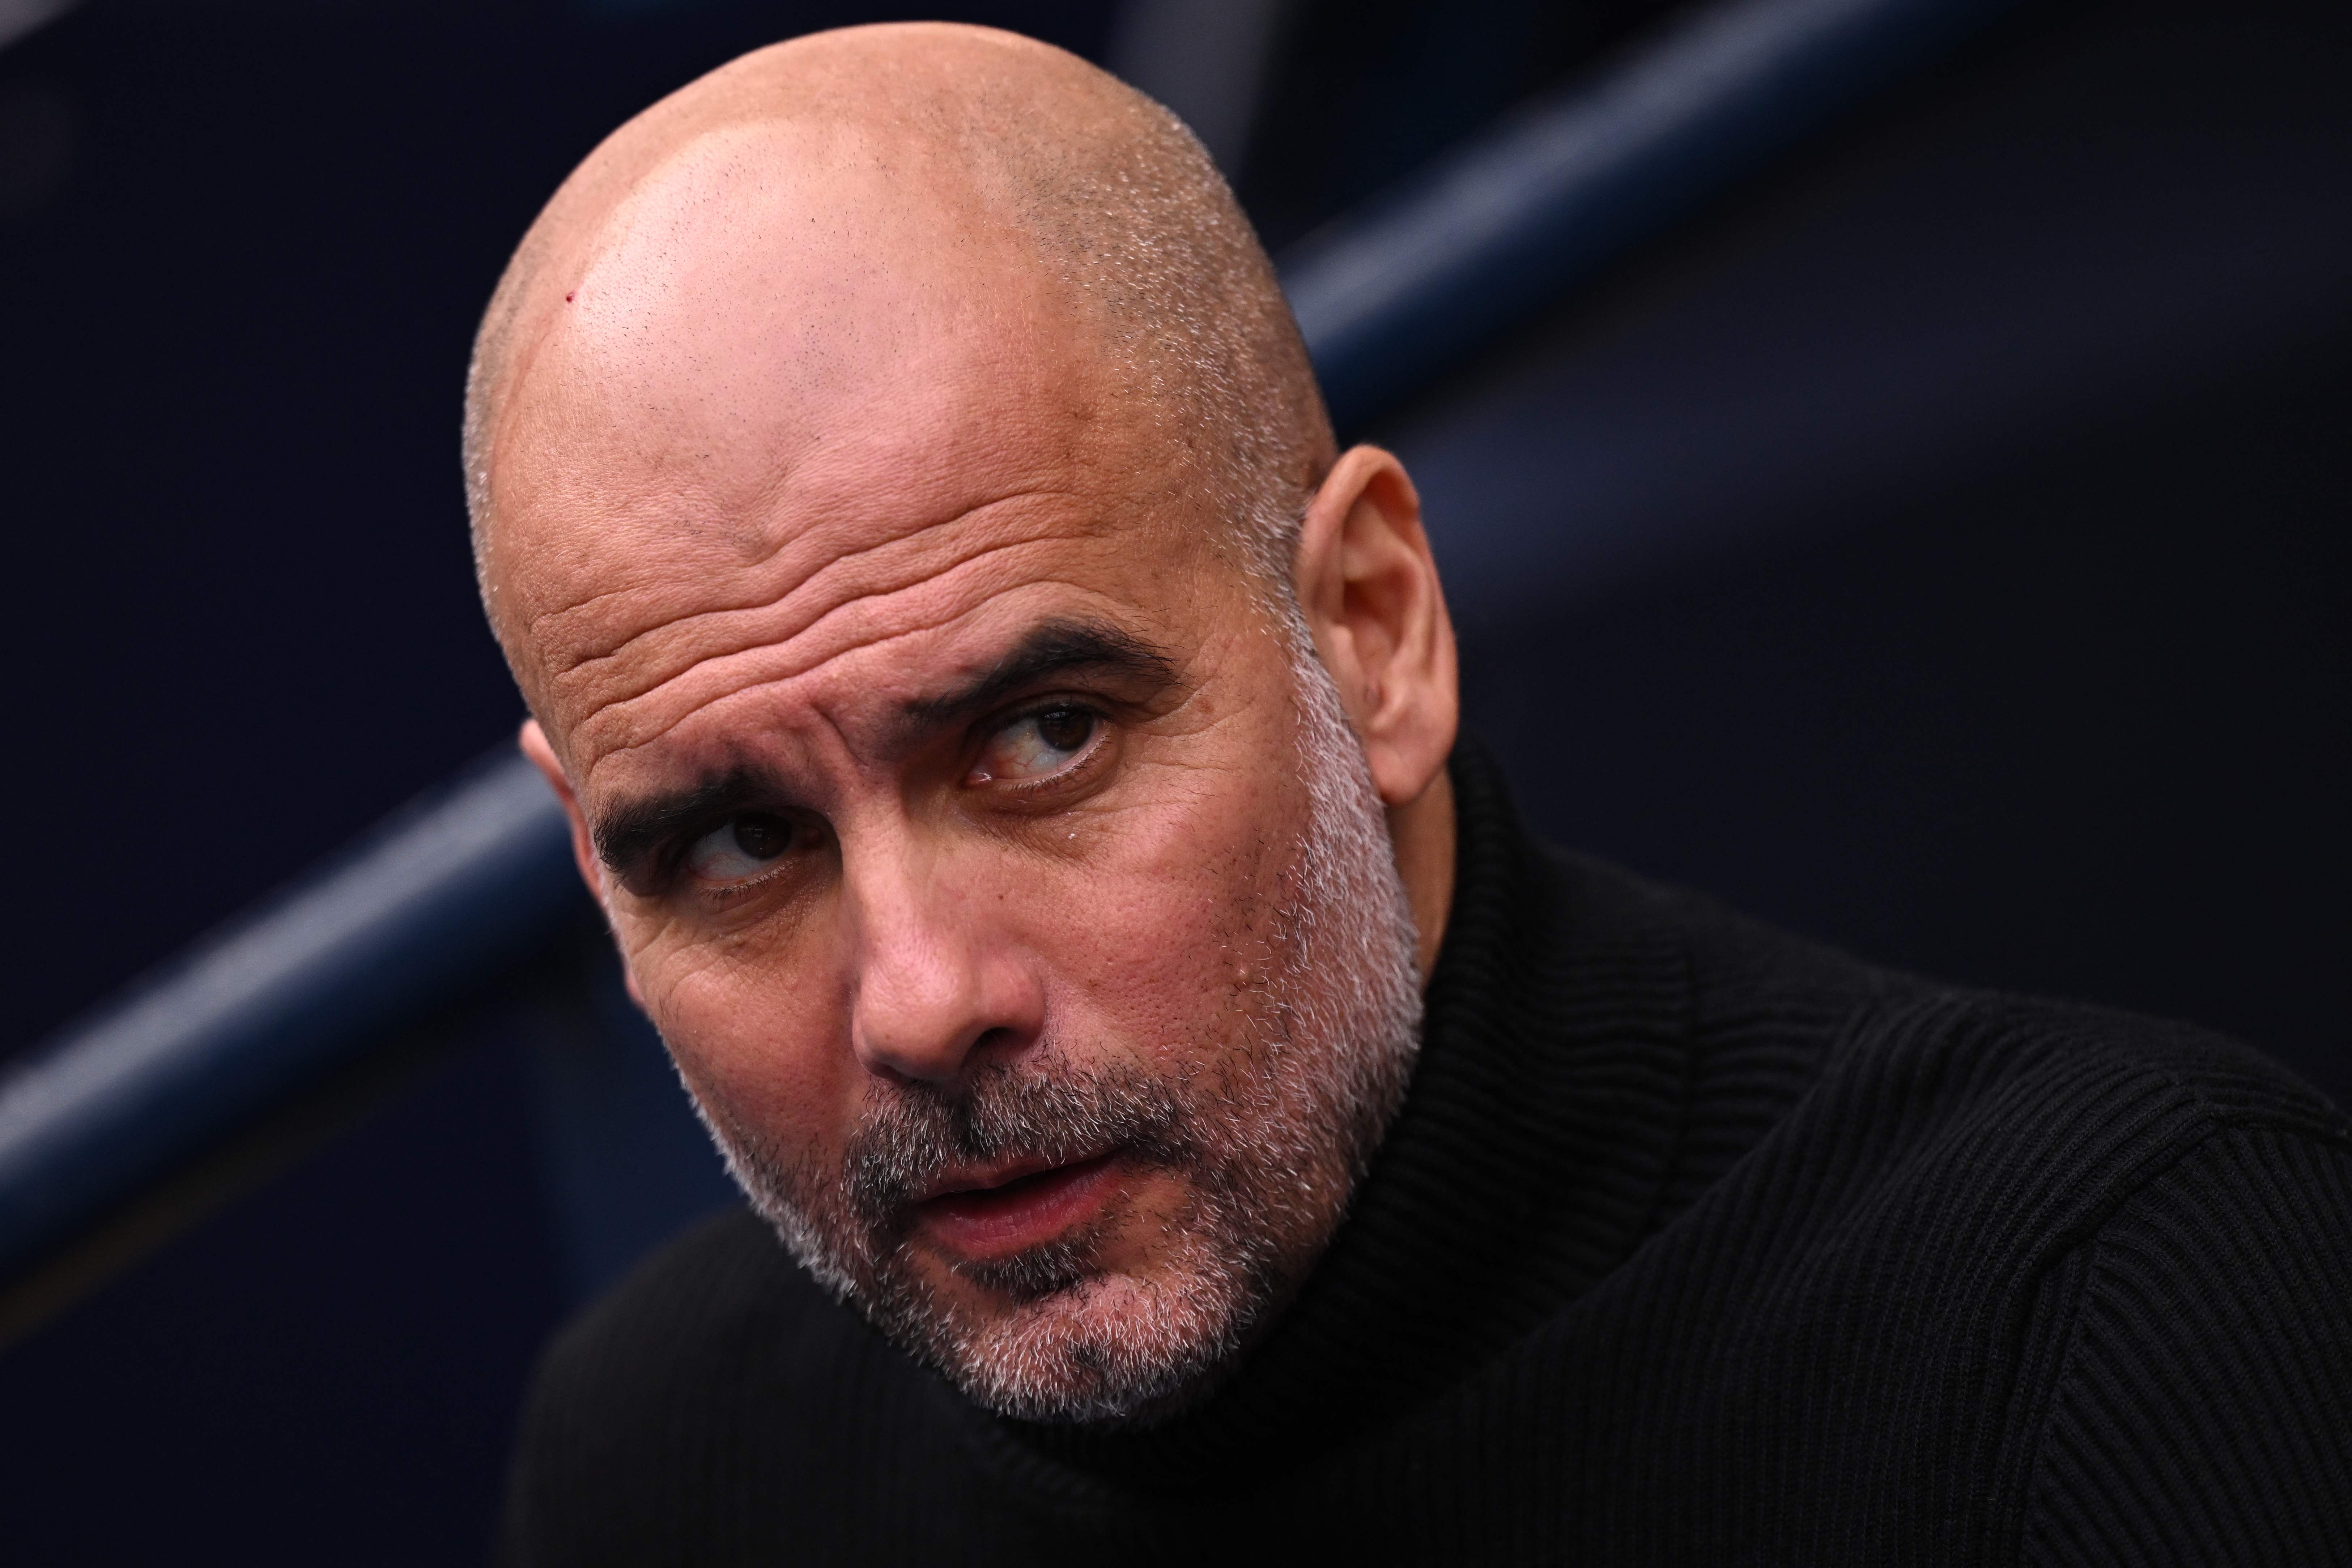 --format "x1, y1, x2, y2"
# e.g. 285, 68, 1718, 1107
464, 22, 1333, 681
